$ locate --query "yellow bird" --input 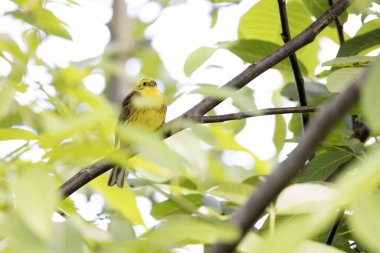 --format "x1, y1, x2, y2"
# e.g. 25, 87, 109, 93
108, 78, 167, 188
